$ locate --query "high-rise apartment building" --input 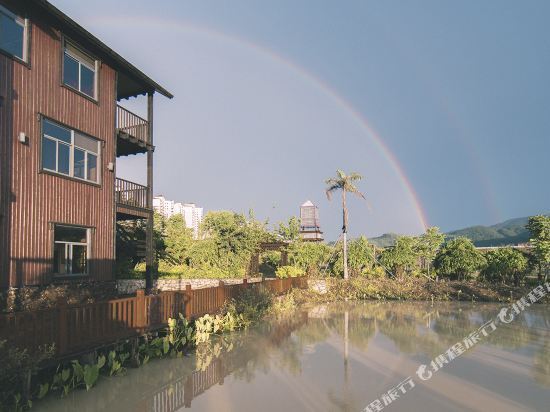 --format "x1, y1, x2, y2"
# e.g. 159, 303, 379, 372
153, 196, 203, 238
